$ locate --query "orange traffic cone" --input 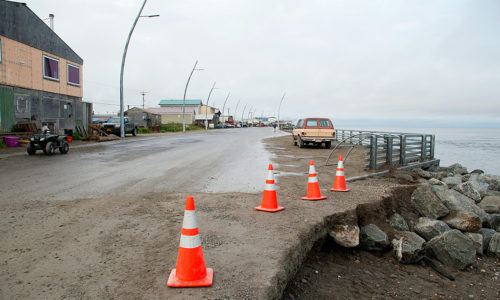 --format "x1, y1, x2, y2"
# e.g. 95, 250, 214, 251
254, 163, 285, 212
302, 160, 327, 200
167, 196, 213, 287
330, 155, 350, 192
